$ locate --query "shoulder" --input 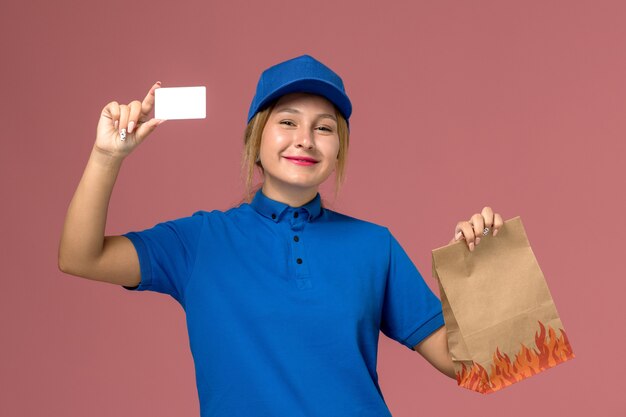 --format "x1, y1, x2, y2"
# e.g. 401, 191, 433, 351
322, 207, 392, 239
322, 207, 388, 229
189, 203, 254, 226
190, 202, 245, 218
